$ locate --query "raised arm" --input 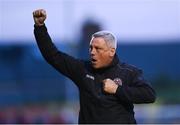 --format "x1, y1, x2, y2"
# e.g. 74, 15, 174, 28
33, 9, 83, 86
